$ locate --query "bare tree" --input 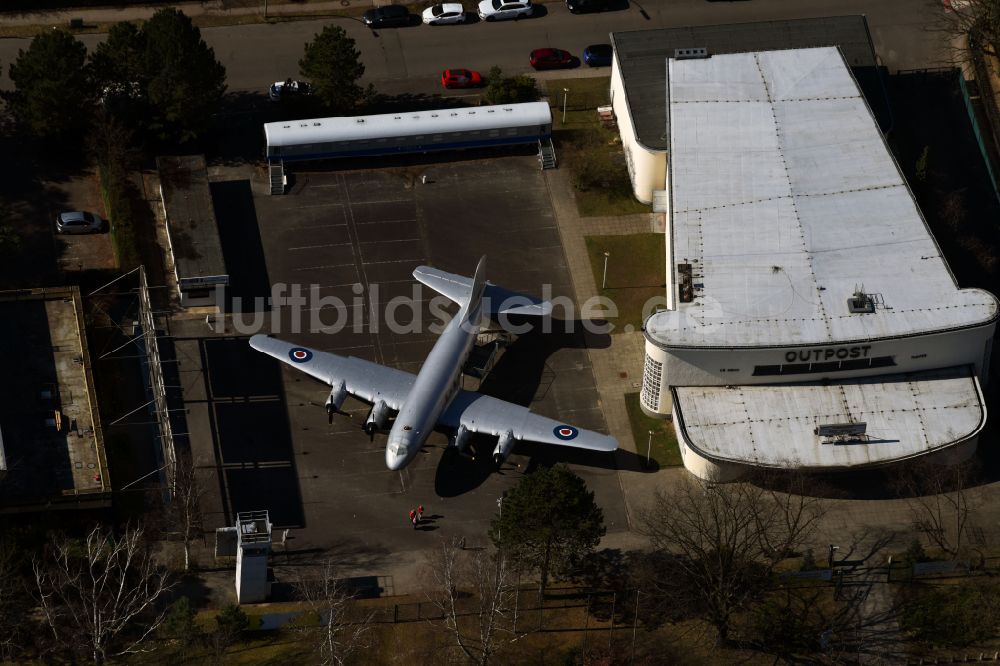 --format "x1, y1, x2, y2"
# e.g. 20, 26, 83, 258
0, 538, 29, 661
636, 477, 824, 646
894, 459, 980, 559
427, 538, 525, 666
31, 524, 174, 665
293, 558, 374, 666
169, 451, 205, 573
928, 0, 1000, 63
